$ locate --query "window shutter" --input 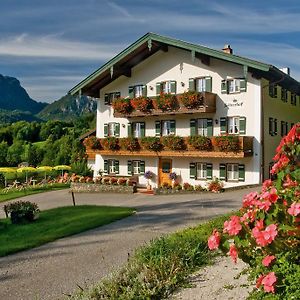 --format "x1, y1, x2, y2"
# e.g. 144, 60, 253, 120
190, 162, 196, 179
142, 85, 147, 97
170, 120, 176, 135
274, 119, 278, 135
239, 117, 246, 134
280, 121, 284, 137
115, 92, 121, 98
190, 119, 197, 136
140, 122, 145, 137
156, 83, 161, 95
221, 80, 228, 94
104, 94, 109, 105
269, 118, 273, 136
206, 118, 213, 137
189, 78, 195, 92
220, 117, 227, 134
140, 161, 145, 174
115, 160, 119, 174
104, 160, 108, 174
170, 81, 177, 94
127, 123, 132, 137
115, 123, 120, 137
269, 85, 274, 98
104, 123, 108, 137
240, 79, 247, 92
128, 86, 134, 98
238, 164, 245, 182
274, 85, 278, 97
155, 121, 161, 136
205, 76, 212, 92
219, 164, 227, 181
206, 163, 213, 180
127, 160, 132, 175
